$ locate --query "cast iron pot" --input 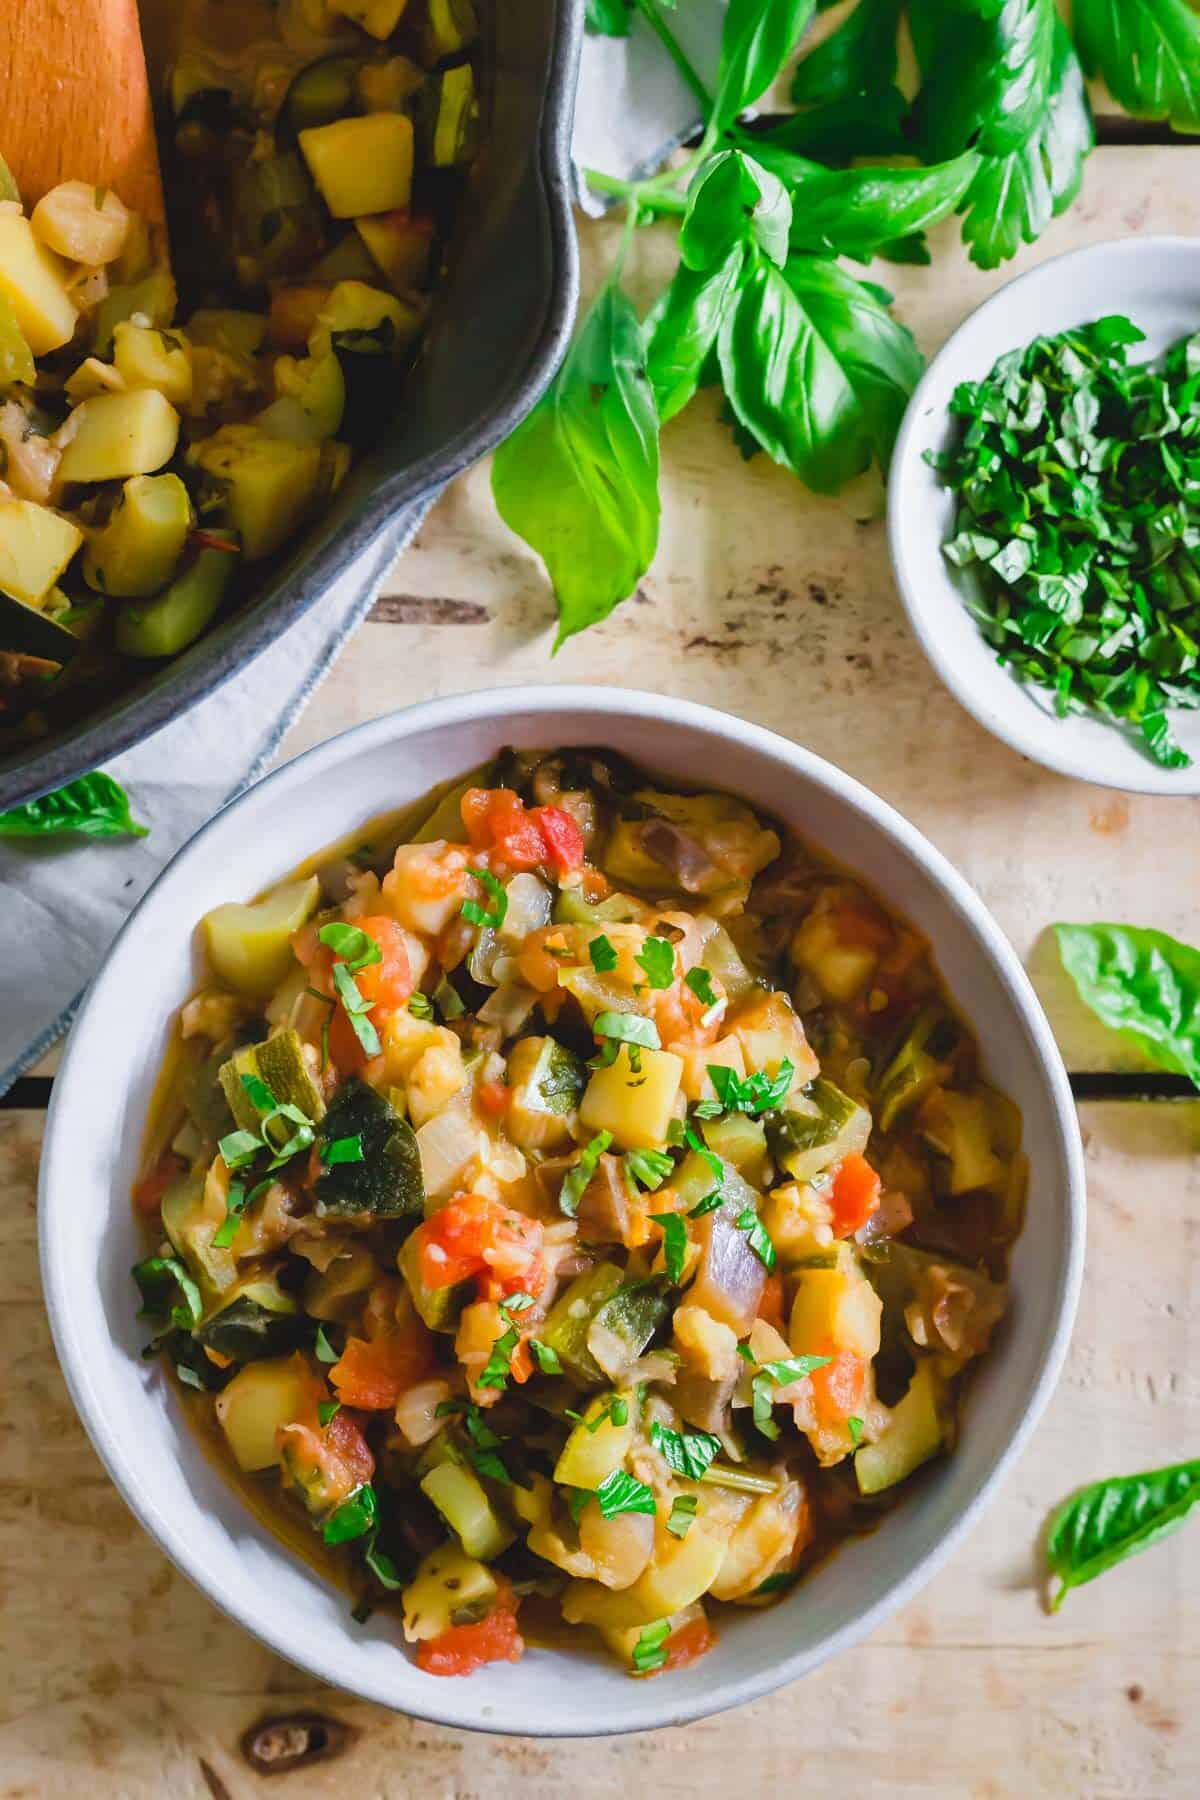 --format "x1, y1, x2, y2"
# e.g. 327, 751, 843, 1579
0, 0, 583, 811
